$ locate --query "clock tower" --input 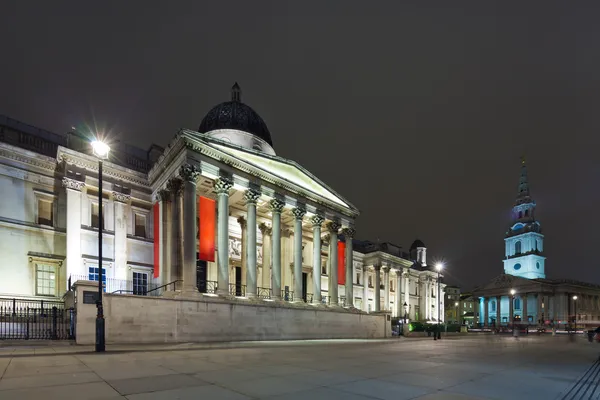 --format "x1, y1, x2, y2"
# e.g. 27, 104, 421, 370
503, 158, 546, 279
